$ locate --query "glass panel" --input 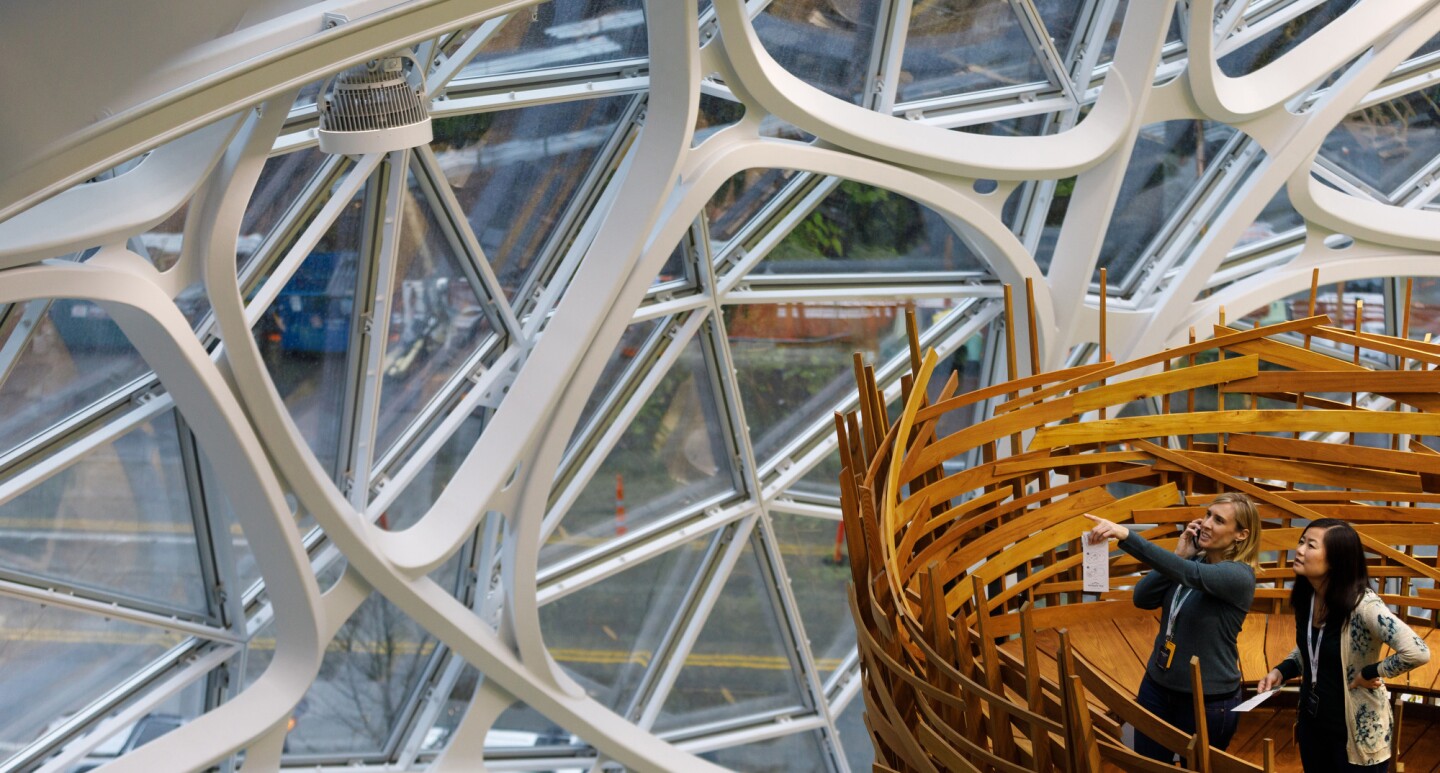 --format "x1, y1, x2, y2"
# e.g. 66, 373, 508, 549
431, 96, 633, 301
700, 729, 831, 772
898, 0, 1052, 104
132, 203, 187, 272
1319, 85, 1440, 195
754, 181, 988, 275
1404, 276, 1440, 341
373, 168, 496, 460
706, 168, 801, 252
197, 445, 259, 593
1237, 278, 1385, 334
954, 113, 1050, 138
1219, 1, 1357, 77
544, 331, 734, 566
0, 300, 151, 458
727, 299, 943, 466
423, 677, 593, 755
1097, 120, 1237, 286
0, 598, 174, 762
254, 183, 367, 480
0, 411, 208, 614
539, 535, 711, 711
569, 317, 663, 454
1033, 176, 1074, 273
1096, 0, 1128, 66
768, 512, 853, 683
694, 93, 745, 147
653, 532, 808, 732
55, 678, 206, 767
283, 592, 438, 756
1032, 0, 1089, 63
457, 0, 647, 81
791, 448, 844, 501
654, 240, 688, 287
238, 148, 330, 270
381, 410, 485, 533
834, 693, 874, 772
754, 0, 882, 104
1234, 184, 1304, 250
